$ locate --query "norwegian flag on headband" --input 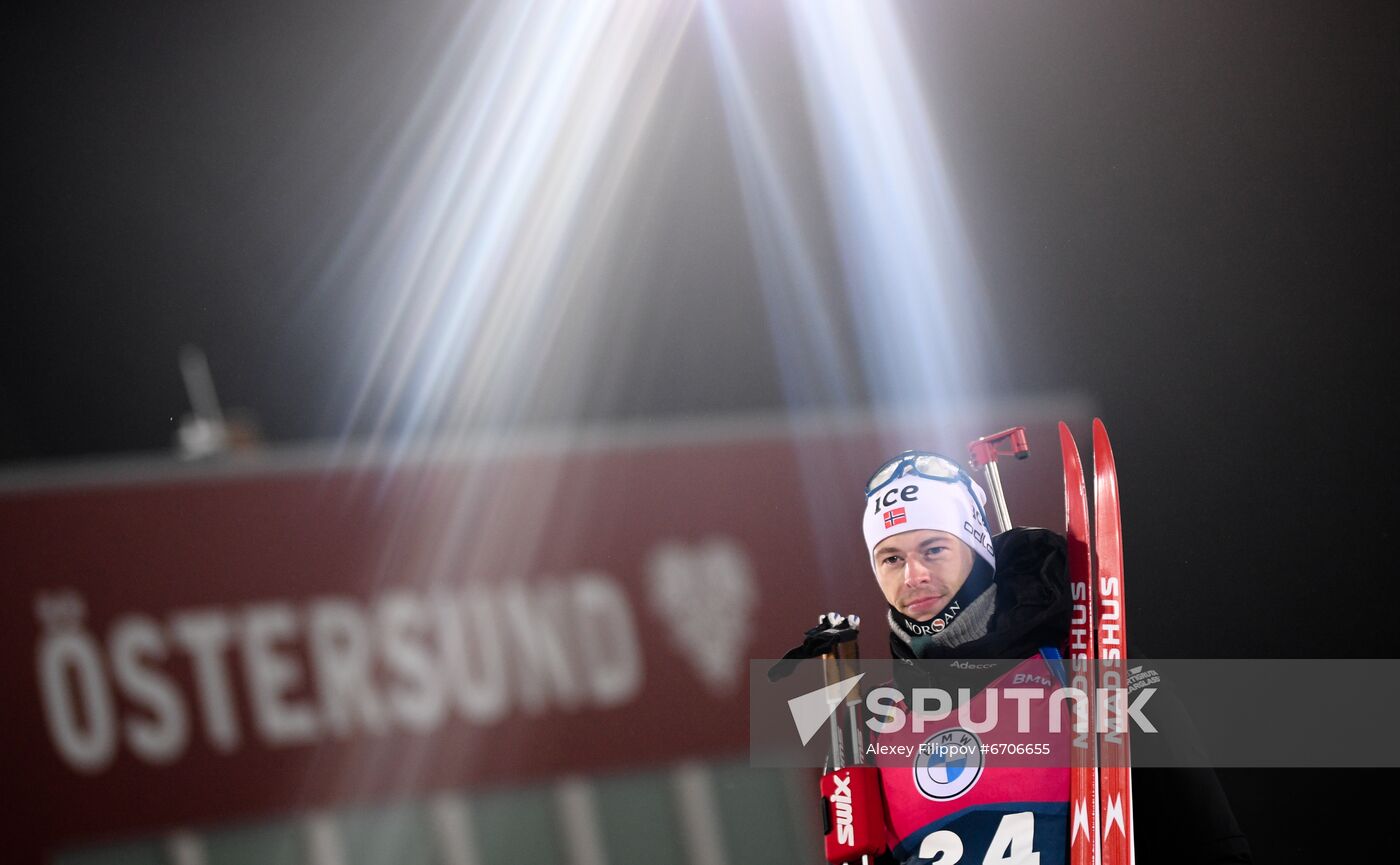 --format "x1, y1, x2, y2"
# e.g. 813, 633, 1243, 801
883, 507, 907, 529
